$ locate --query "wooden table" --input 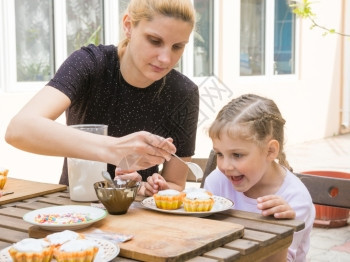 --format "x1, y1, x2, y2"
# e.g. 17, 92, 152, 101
0, 187, 304, 262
